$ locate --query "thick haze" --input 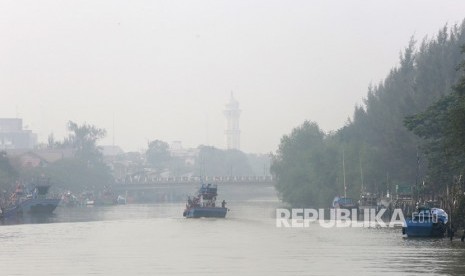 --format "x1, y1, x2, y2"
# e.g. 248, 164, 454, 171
1, 1, 464, 154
